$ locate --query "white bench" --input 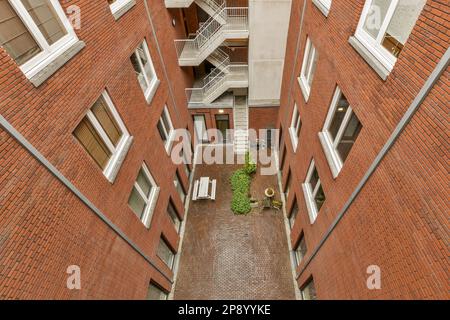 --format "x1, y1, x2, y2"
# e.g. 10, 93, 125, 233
192, 180, 199, 201
192, 177, 217, 201
210, 179, 217, 201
